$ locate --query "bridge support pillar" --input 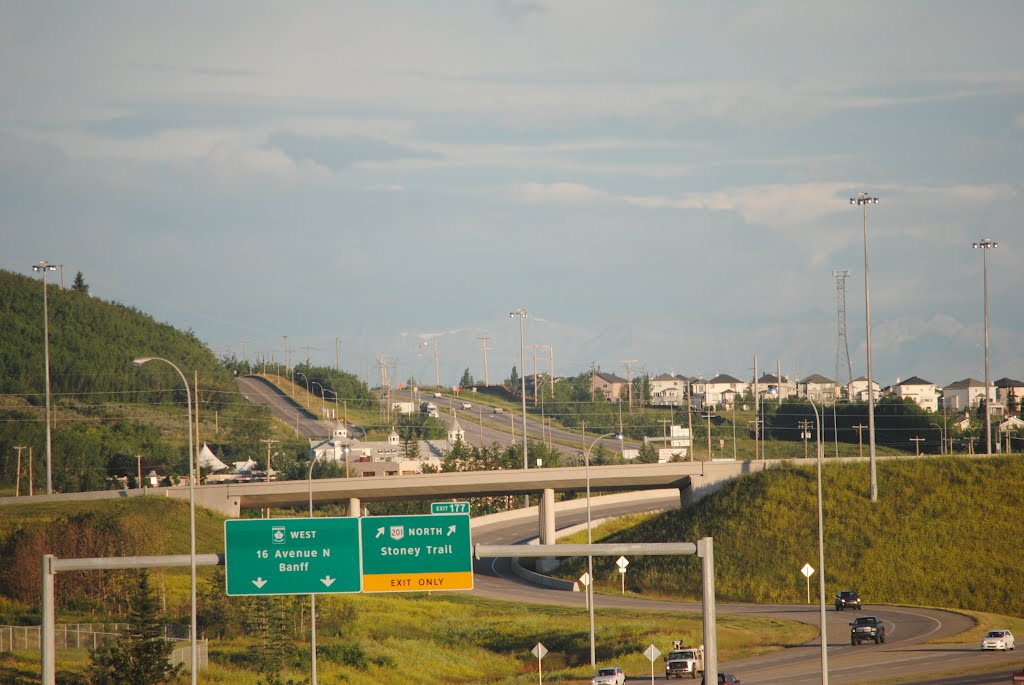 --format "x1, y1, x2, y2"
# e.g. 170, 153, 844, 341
537, 488, 558, 572
348, 497, 361, 517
